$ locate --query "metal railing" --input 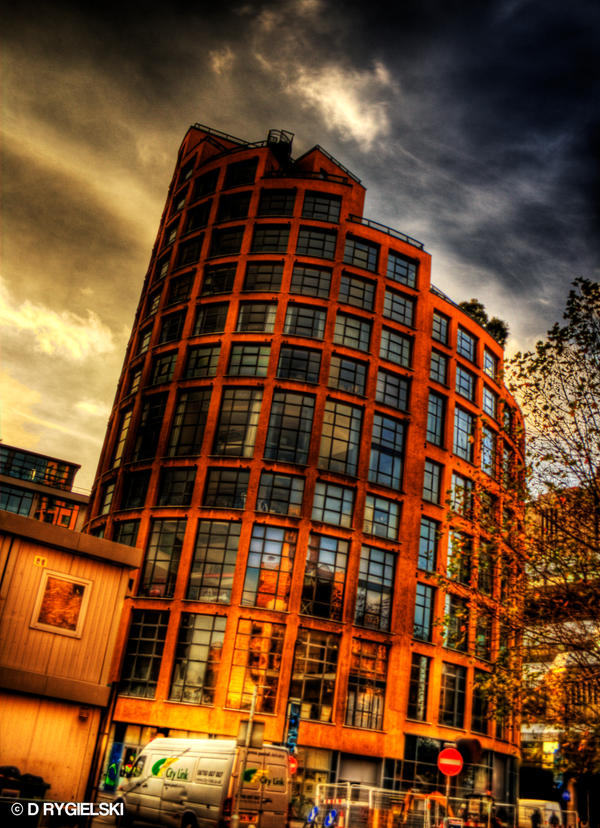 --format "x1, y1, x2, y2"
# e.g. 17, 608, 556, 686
347, 215, 425, 251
